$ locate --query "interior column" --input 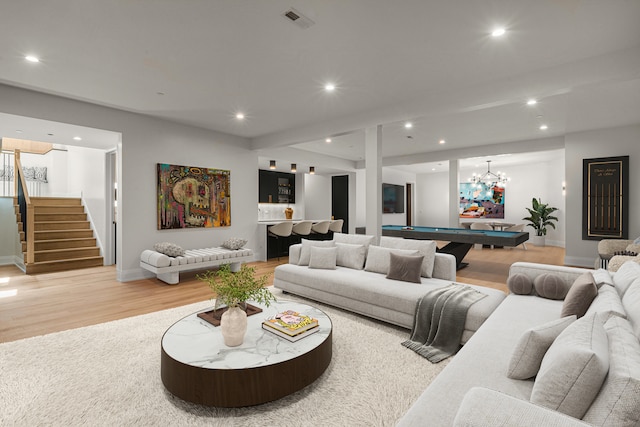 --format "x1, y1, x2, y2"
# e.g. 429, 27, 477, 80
365, 125, 382, 242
